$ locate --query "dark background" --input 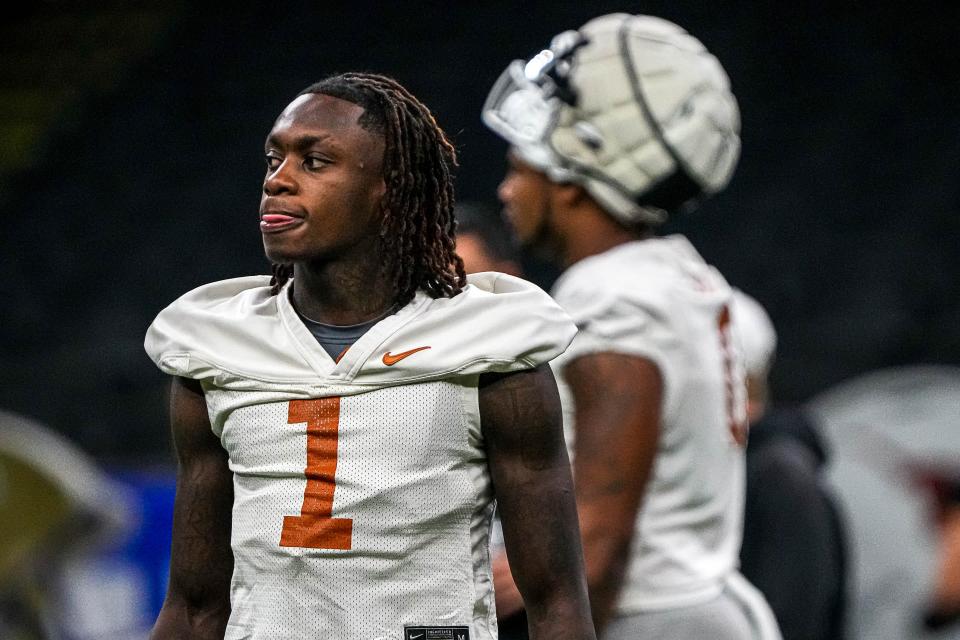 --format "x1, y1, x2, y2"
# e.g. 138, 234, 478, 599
2, 1, 958, 464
